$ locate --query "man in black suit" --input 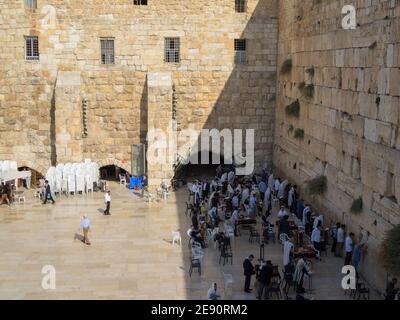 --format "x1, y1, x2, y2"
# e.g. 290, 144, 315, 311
43, 180, 55, 204
243, 254, 255, 293
257, 260, 274, 300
